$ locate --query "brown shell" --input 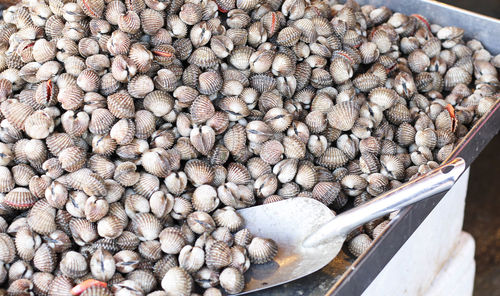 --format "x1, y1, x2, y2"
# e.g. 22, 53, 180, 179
198, 71, 223, 95
312, 181, 342, 205
77, 0, 105, 18
1, 99, 34, 130
90, 108, 116, 135
107, 91, 135, 119
206, 240, 232, 269
33, 243, 57, 272
46, 133, 74, 157
247, 237, 277, 264
190, 96, 215, 124
0, 233, 16, 264
58, 146, 86, 172
5, 187, 37, 210
327, 101, 360, 131
317, 147, 349, 169
188, 47, 219, 68
185, 159, 215, 186
368, 87, 398, 110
